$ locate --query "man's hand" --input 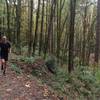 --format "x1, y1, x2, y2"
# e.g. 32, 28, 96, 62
8, 48, 11, 53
